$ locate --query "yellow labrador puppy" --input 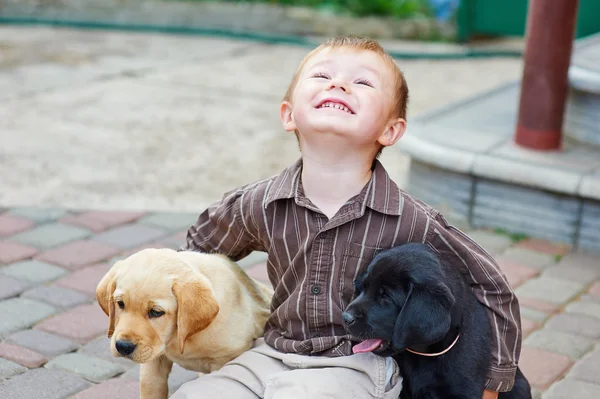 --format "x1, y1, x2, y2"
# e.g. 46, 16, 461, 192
96, 247, 273, 399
